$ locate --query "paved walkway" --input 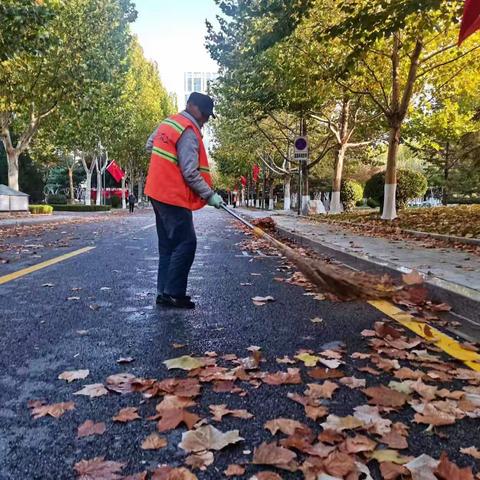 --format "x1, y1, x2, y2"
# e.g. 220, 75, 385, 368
235, 208, 480, 298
